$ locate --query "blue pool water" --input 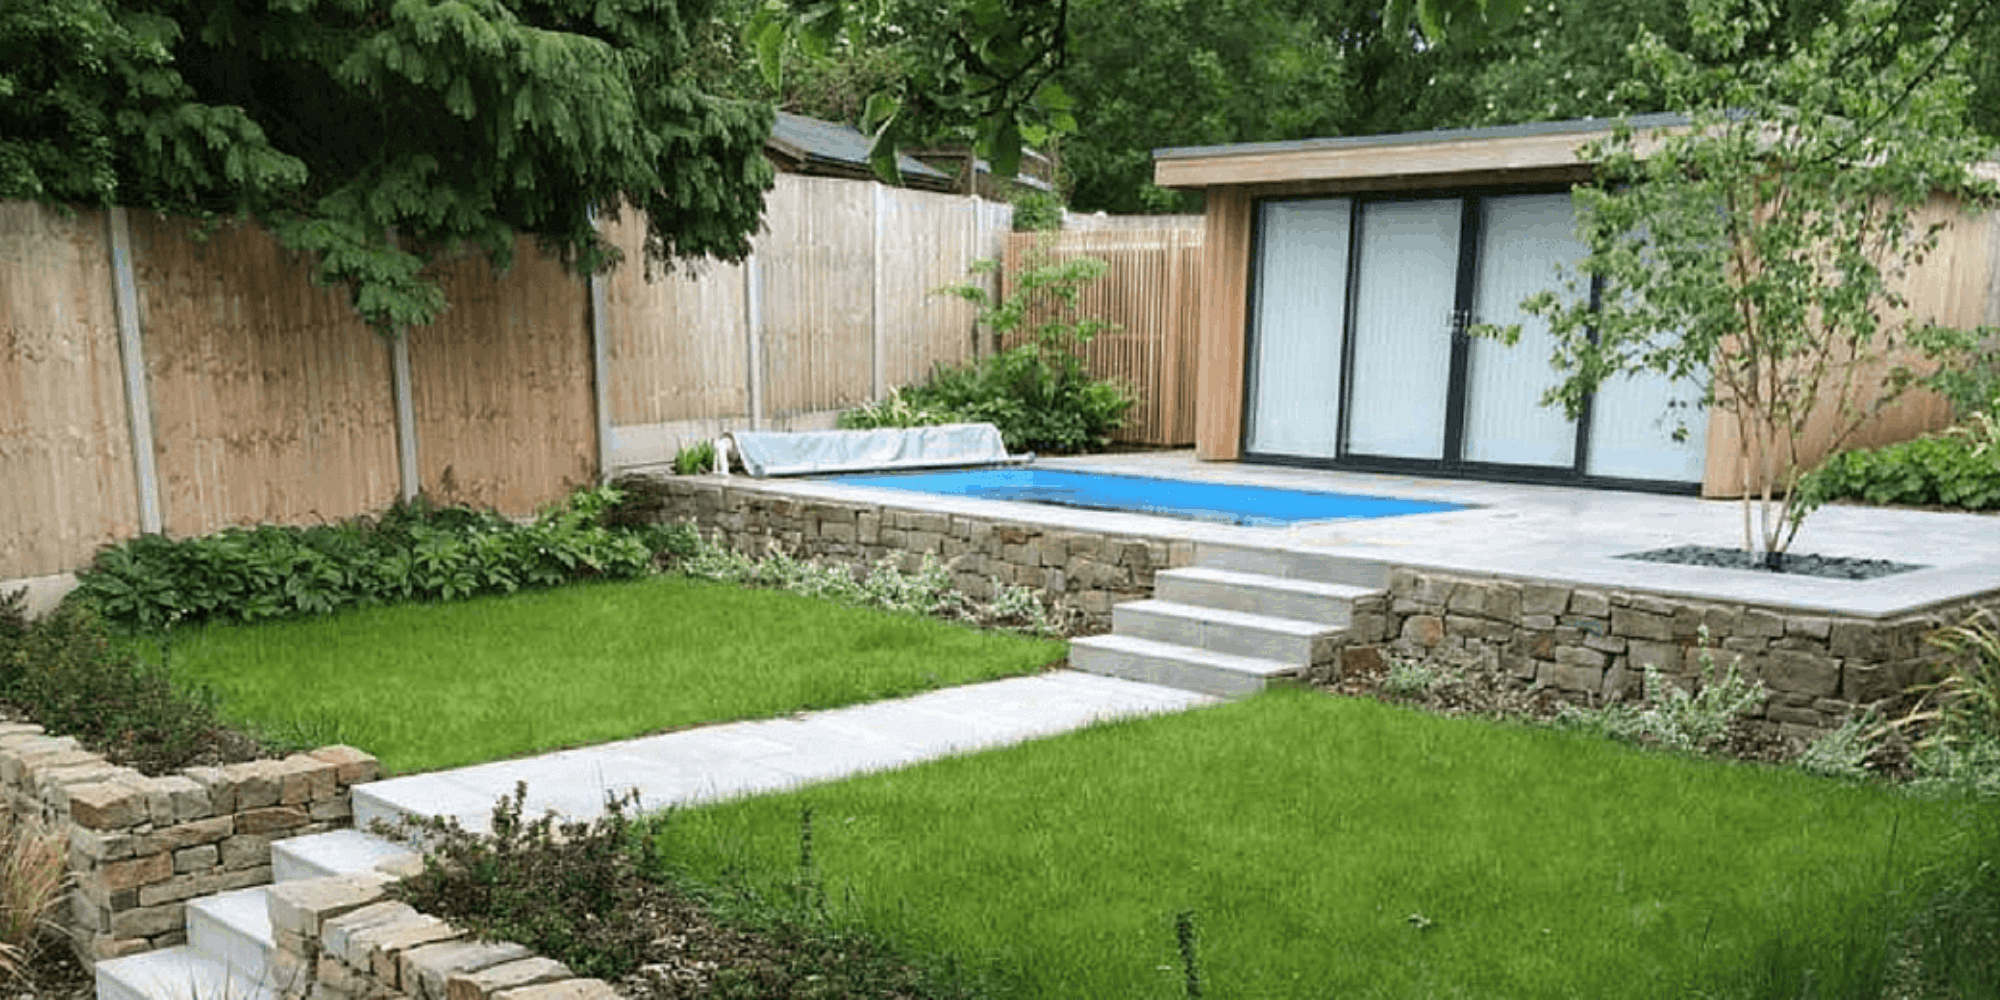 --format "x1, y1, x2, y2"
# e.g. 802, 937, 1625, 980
824, 468, 1464, 526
